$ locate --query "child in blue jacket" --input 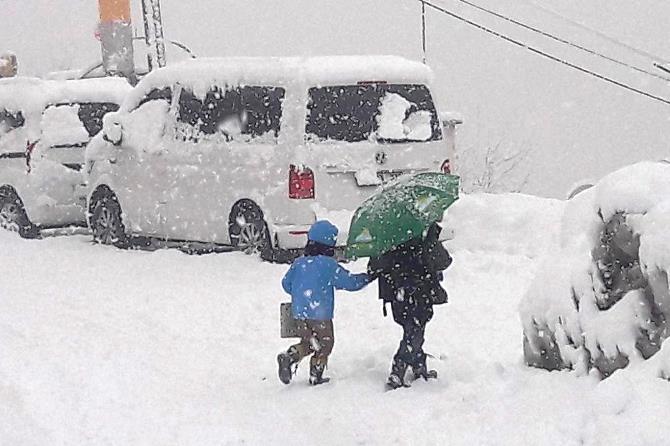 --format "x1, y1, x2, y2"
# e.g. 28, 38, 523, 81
278, 220, 370, 385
